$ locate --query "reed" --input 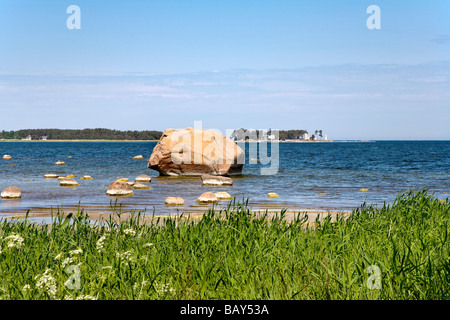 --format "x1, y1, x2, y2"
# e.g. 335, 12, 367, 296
0, 190, 448, 300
